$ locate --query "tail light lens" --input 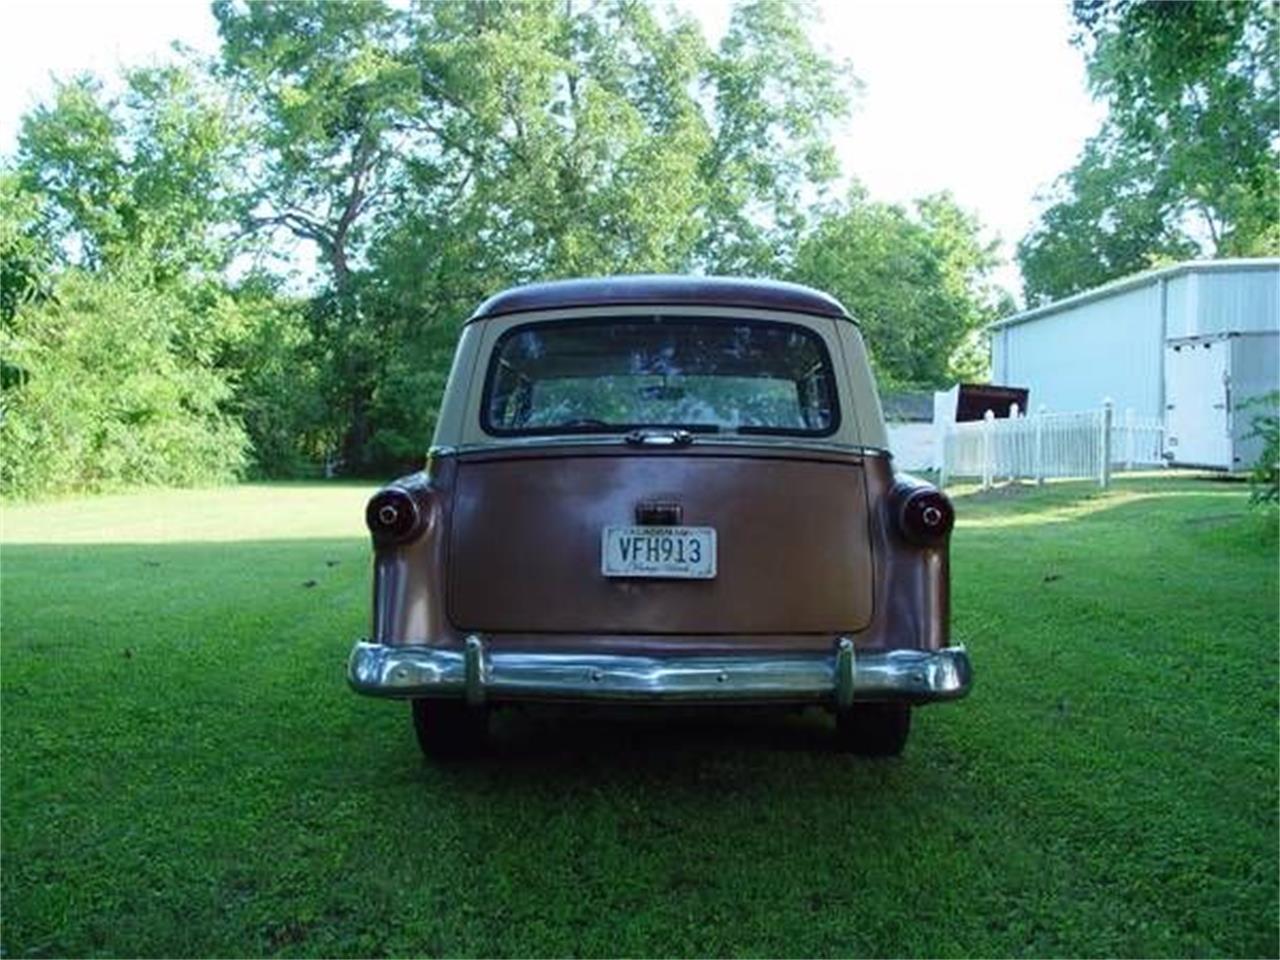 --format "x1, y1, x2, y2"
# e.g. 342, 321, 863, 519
896, 486, 954, 546
365, 487, 423, 544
